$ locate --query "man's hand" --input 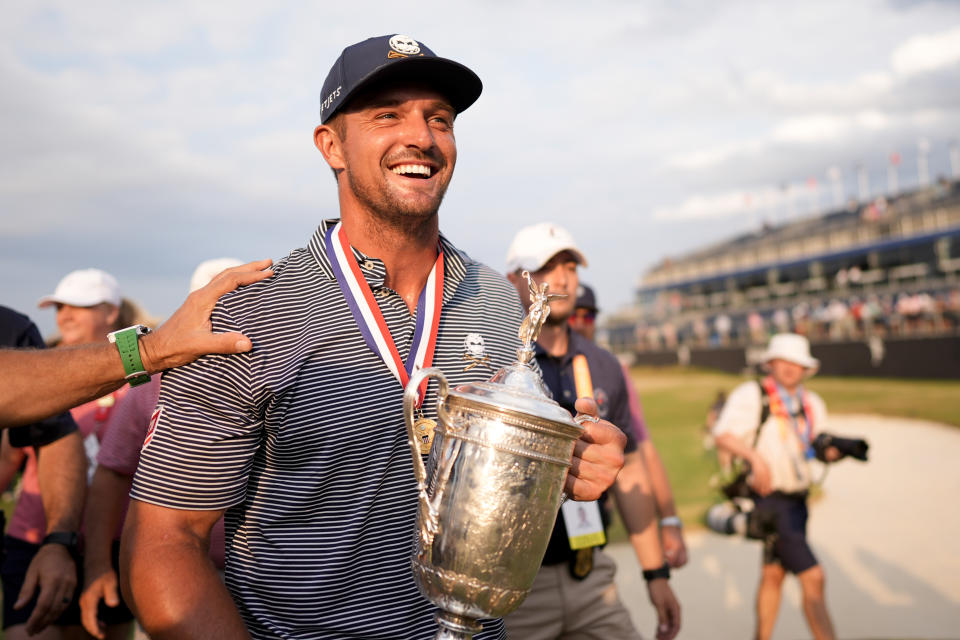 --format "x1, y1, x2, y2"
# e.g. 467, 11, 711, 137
15, 543, 77, 635
566, 398, 626, 501
661, 525, 688, 569
80, 565, 120, 639
140, 259, 273, 372
646, 578, 681, 640
748, 454, 773, 496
